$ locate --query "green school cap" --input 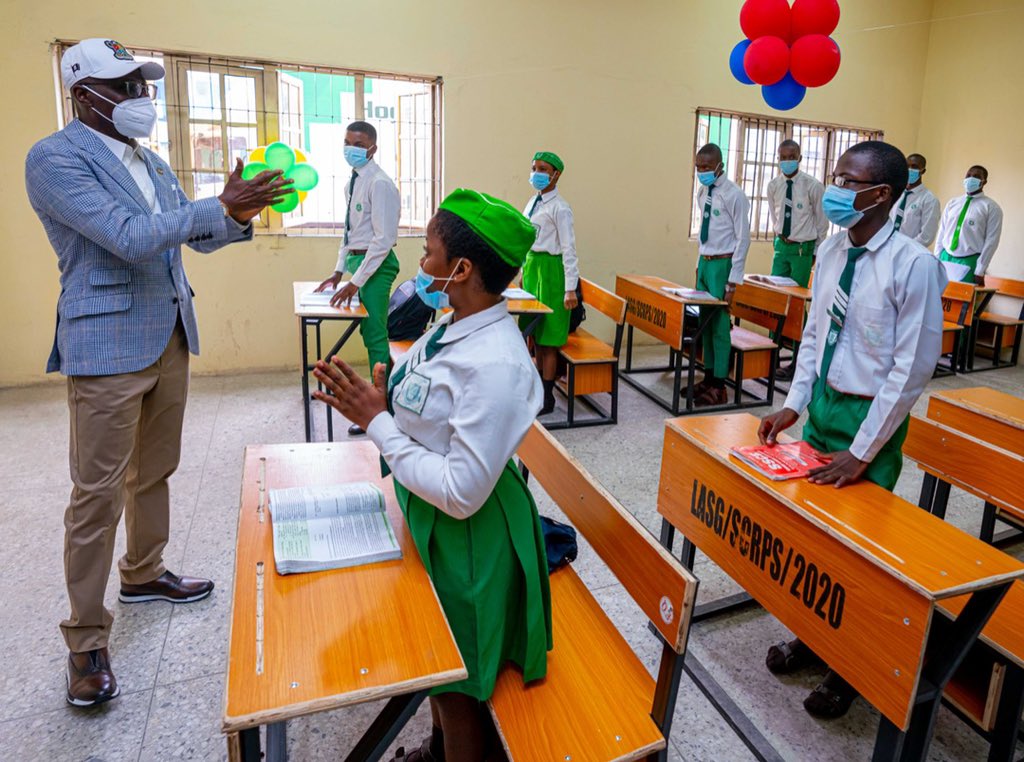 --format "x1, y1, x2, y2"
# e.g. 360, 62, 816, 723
438, 188, 537, 268
533, 151, 564, 172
